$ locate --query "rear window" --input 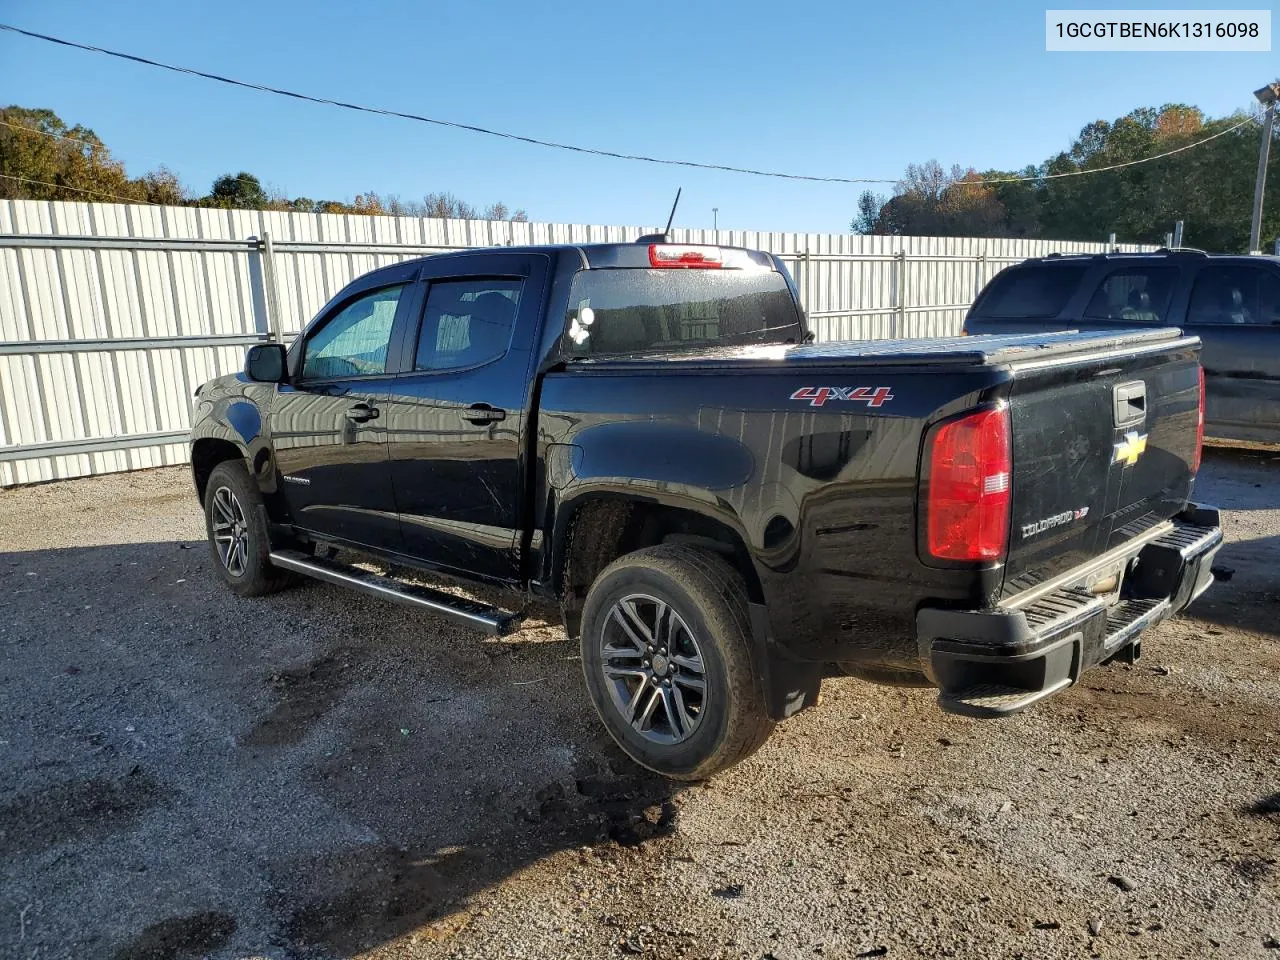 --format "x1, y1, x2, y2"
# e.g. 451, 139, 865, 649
1187, 265, 1280, 326
564, 268, 803, 356
972, 264, 1087, 319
